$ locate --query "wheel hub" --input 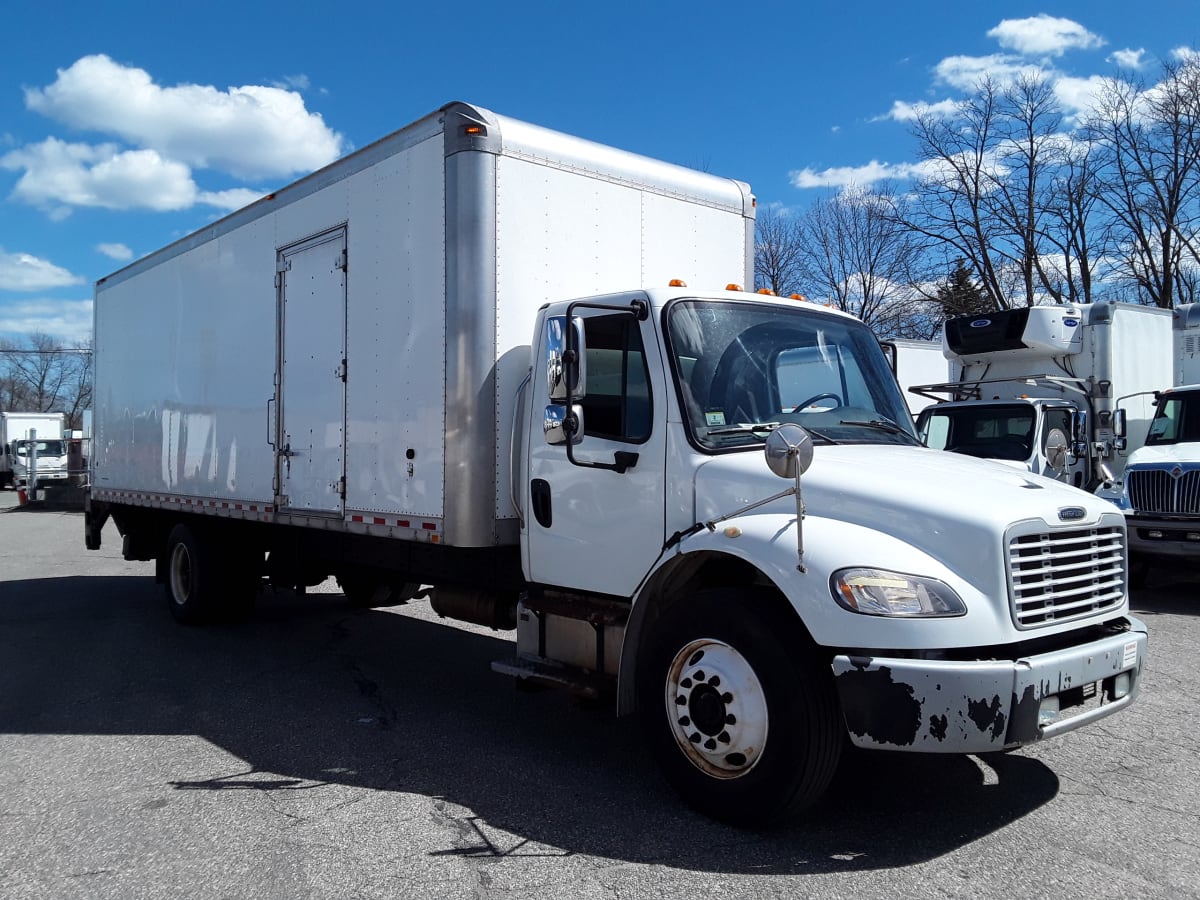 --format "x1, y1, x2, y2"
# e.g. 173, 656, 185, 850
665, 639, 768, 779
